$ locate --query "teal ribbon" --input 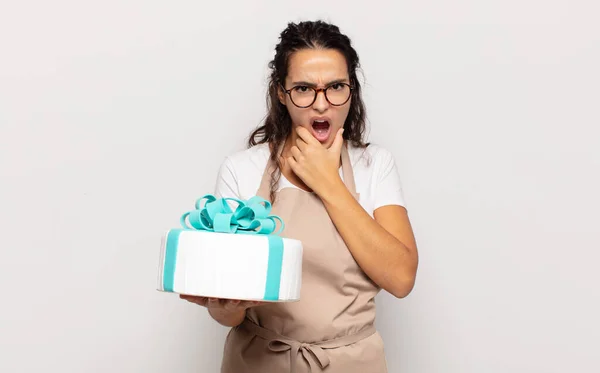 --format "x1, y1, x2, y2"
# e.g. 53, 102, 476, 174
180, 194, 284, 236
163, 194, 286, 301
